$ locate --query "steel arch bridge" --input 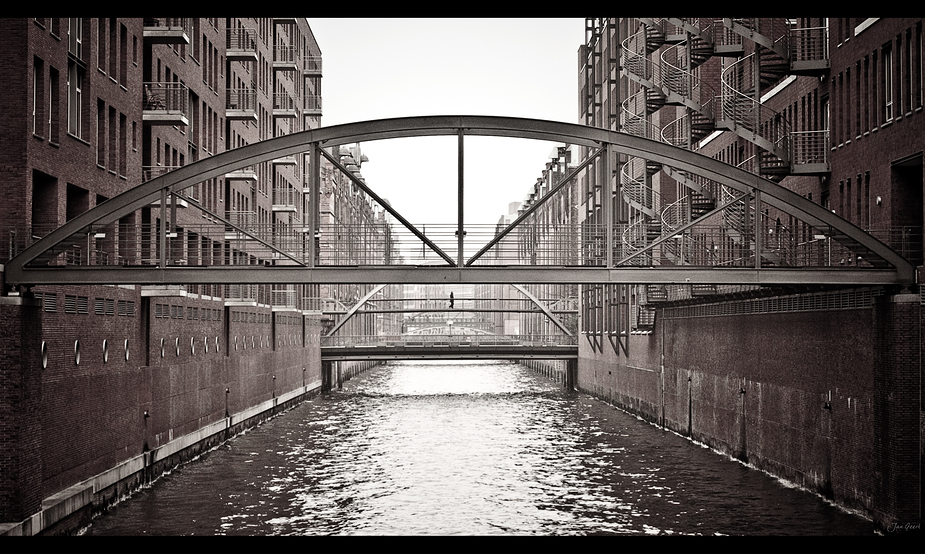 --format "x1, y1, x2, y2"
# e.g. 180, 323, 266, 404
3, 115, 915, 288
